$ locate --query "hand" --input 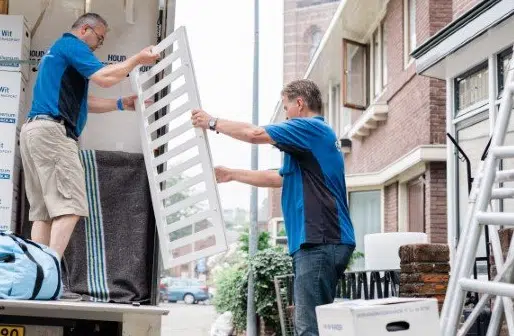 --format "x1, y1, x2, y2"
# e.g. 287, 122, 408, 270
191, 109, 213, 129
121, 95, 153, 111
214, 166, 233, 183
137, 46, 160, 65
